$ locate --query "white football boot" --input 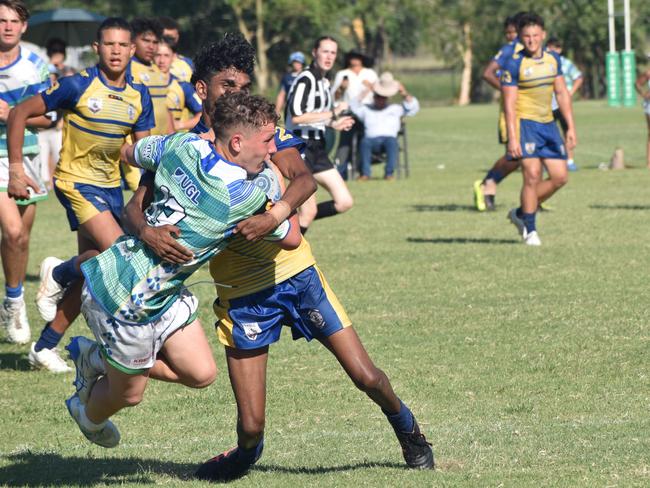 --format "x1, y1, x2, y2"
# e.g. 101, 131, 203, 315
28, 342, 73, 373
1, 297, 31, 344
66, 393, 120, 448
36, 257, 65, 322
